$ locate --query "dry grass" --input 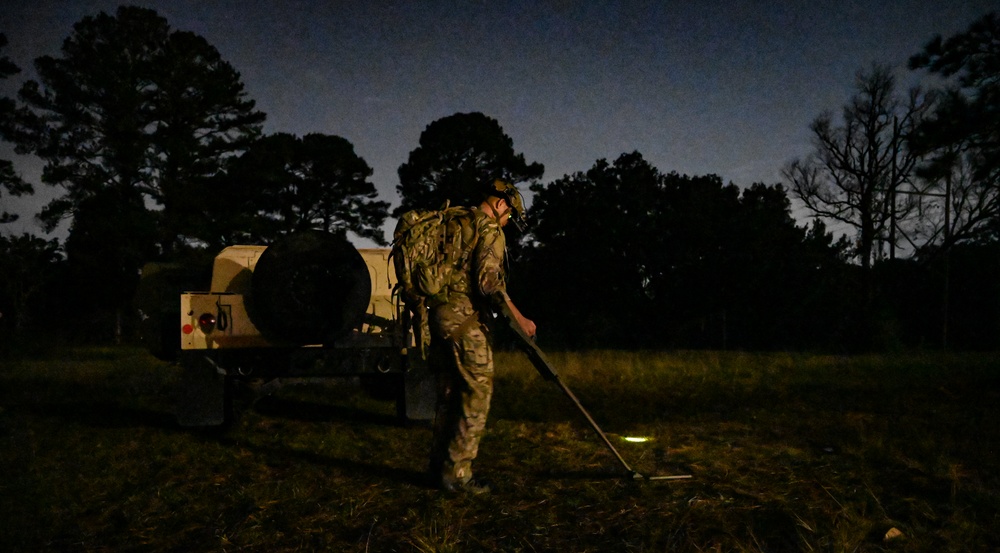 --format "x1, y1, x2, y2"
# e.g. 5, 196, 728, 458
1, 346, 998, 552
